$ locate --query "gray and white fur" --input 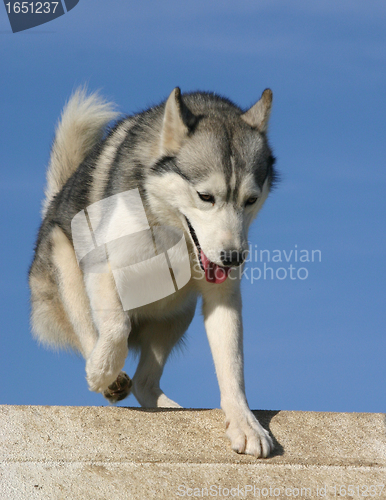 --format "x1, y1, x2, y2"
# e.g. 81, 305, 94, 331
29, 86, 277, 458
